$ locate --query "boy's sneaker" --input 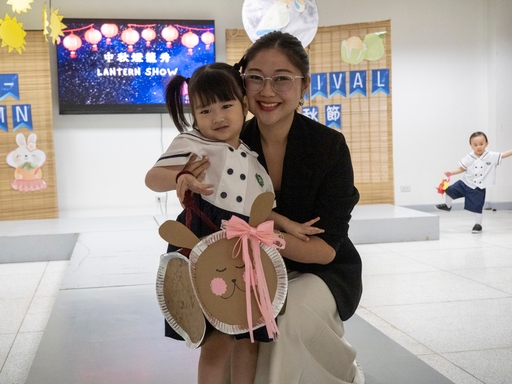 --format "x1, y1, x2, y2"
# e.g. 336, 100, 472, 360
472, 224, 482, 233
436, 204, 452, 212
